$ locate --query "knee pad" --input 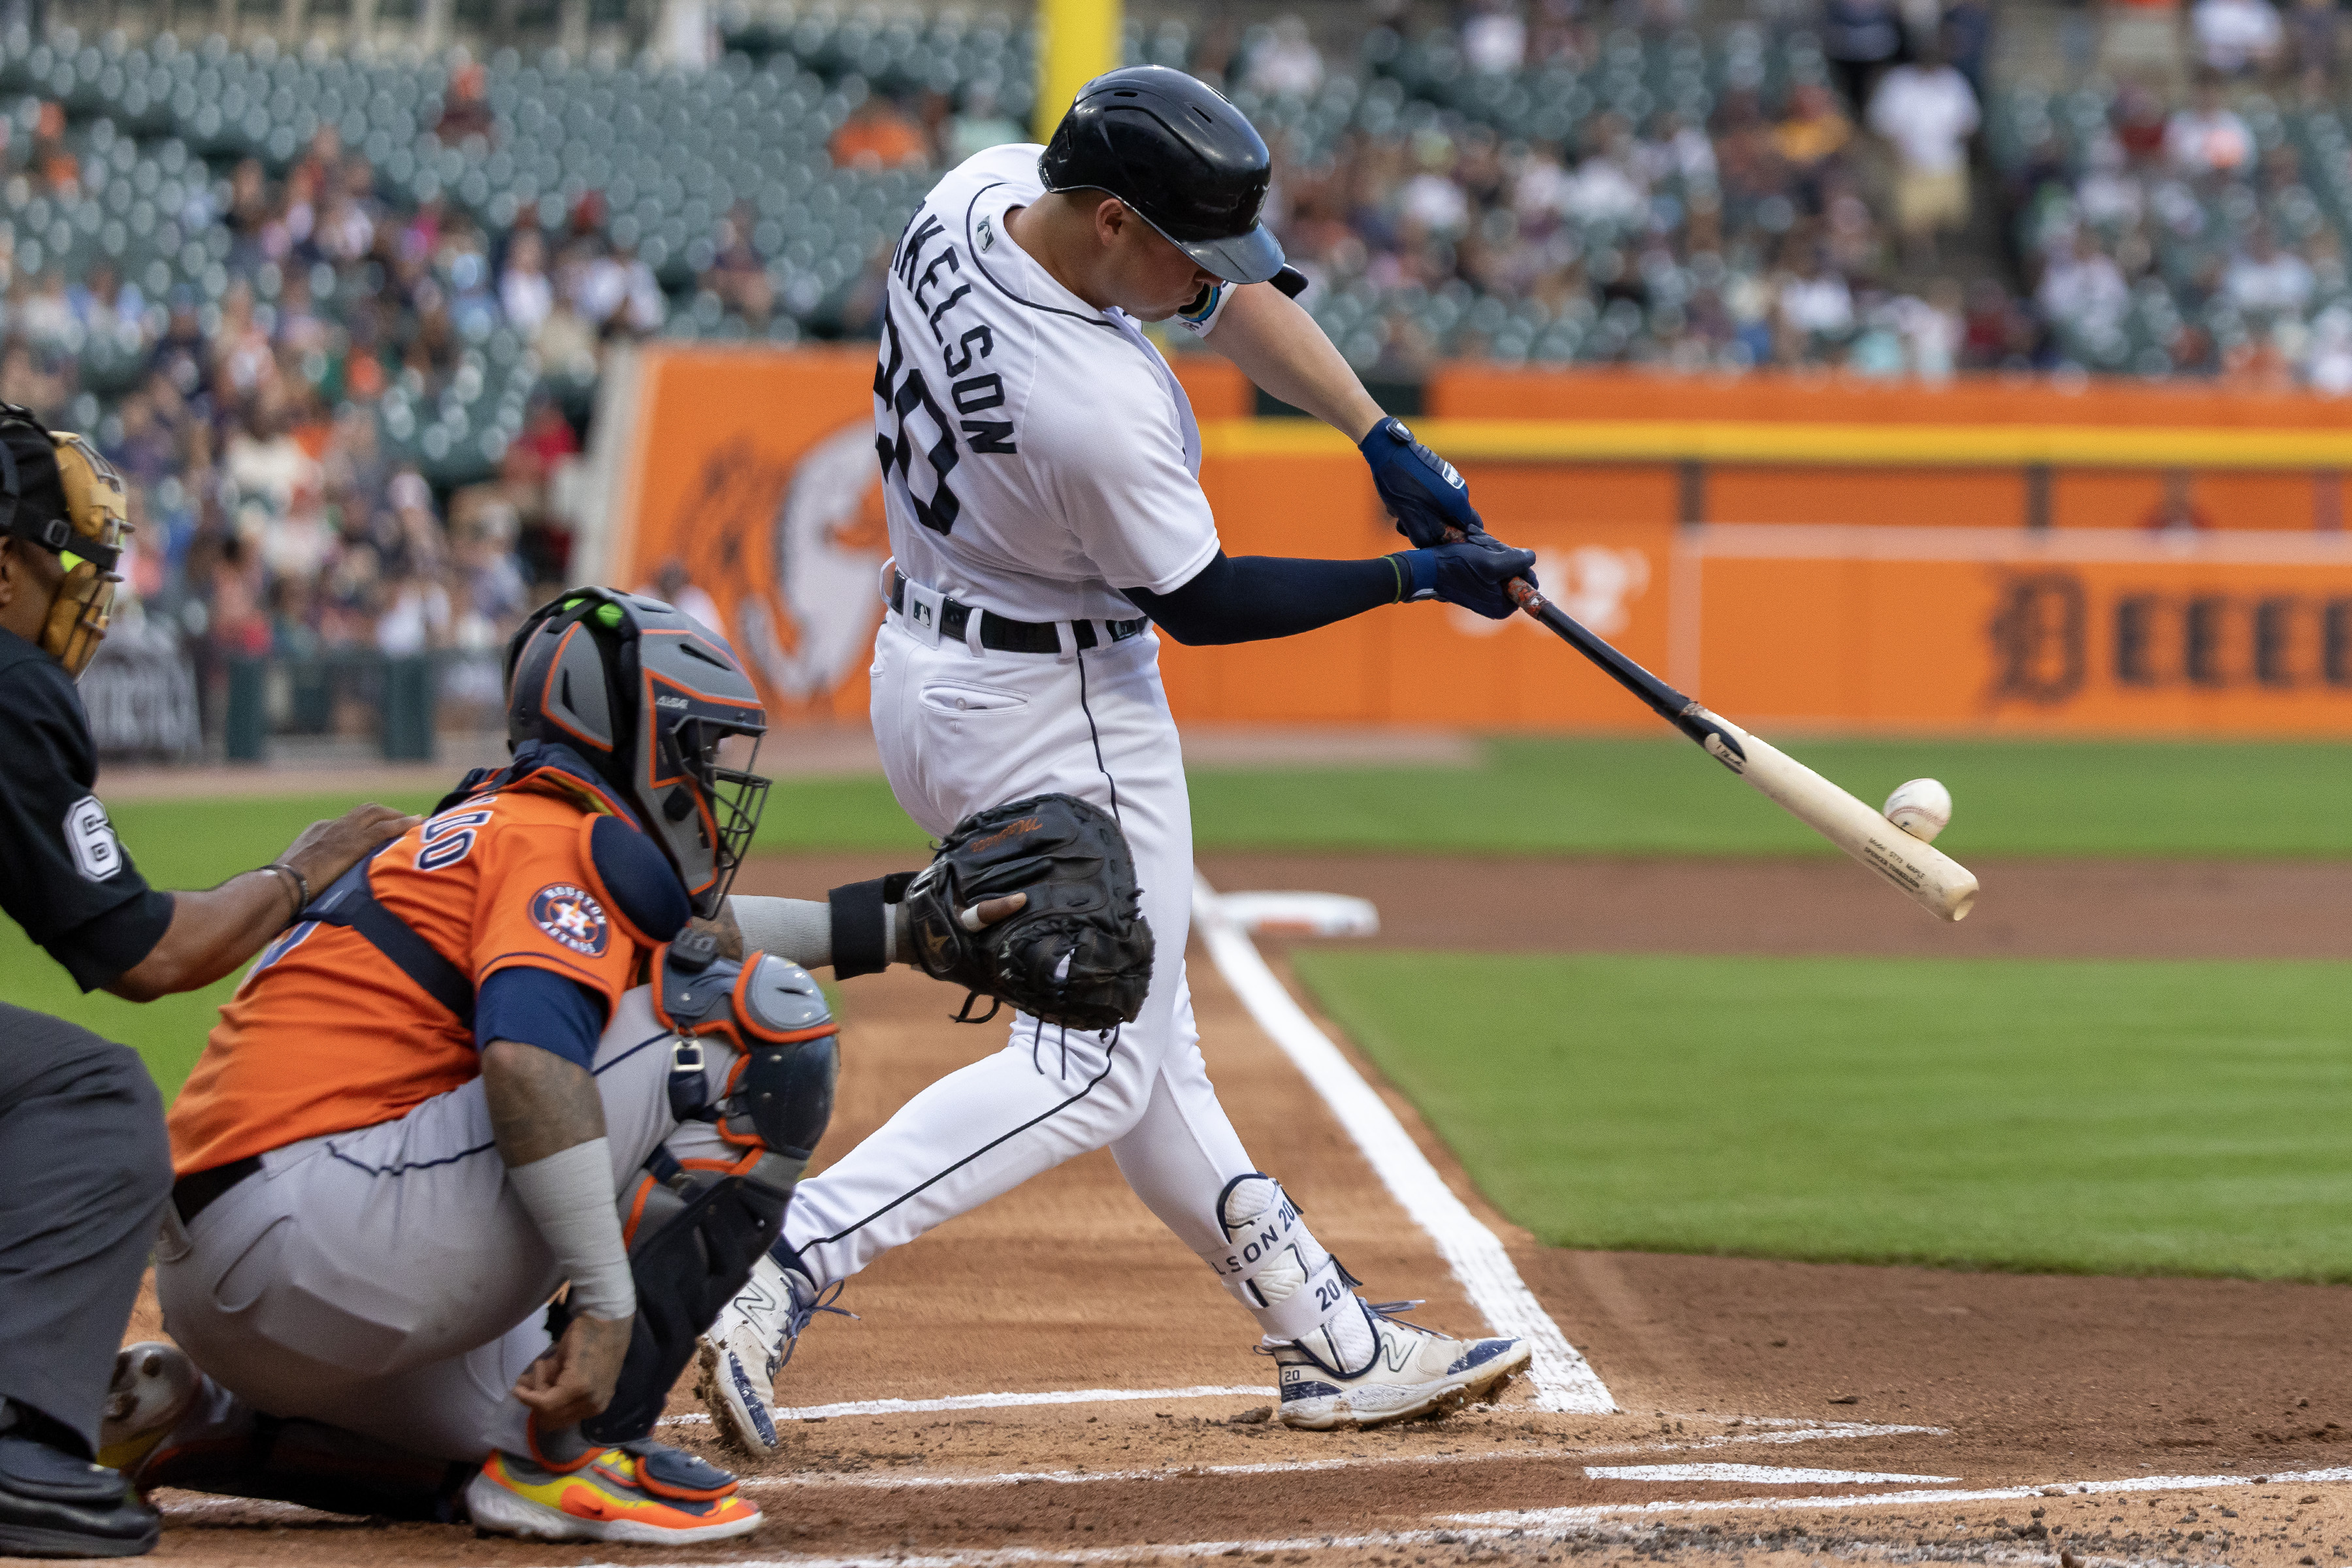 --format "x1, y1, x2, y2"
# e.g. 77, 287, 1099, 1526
581, 941, 841, 1445
1211, 1174, 1354, 1343
652, 938, 840, 1191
